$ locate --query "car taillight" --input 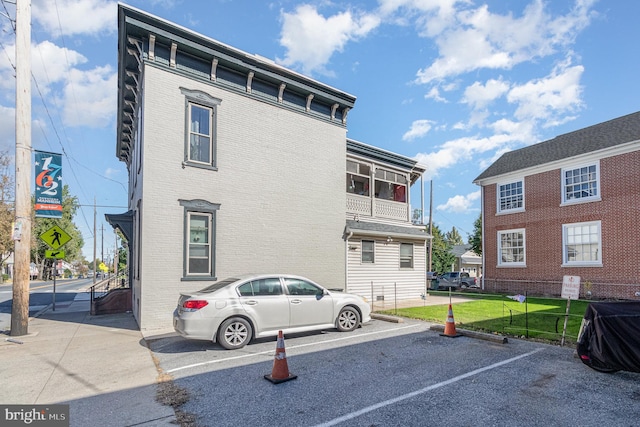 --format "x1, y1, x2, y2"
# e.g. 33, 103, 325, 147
182, 300, 209, 311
